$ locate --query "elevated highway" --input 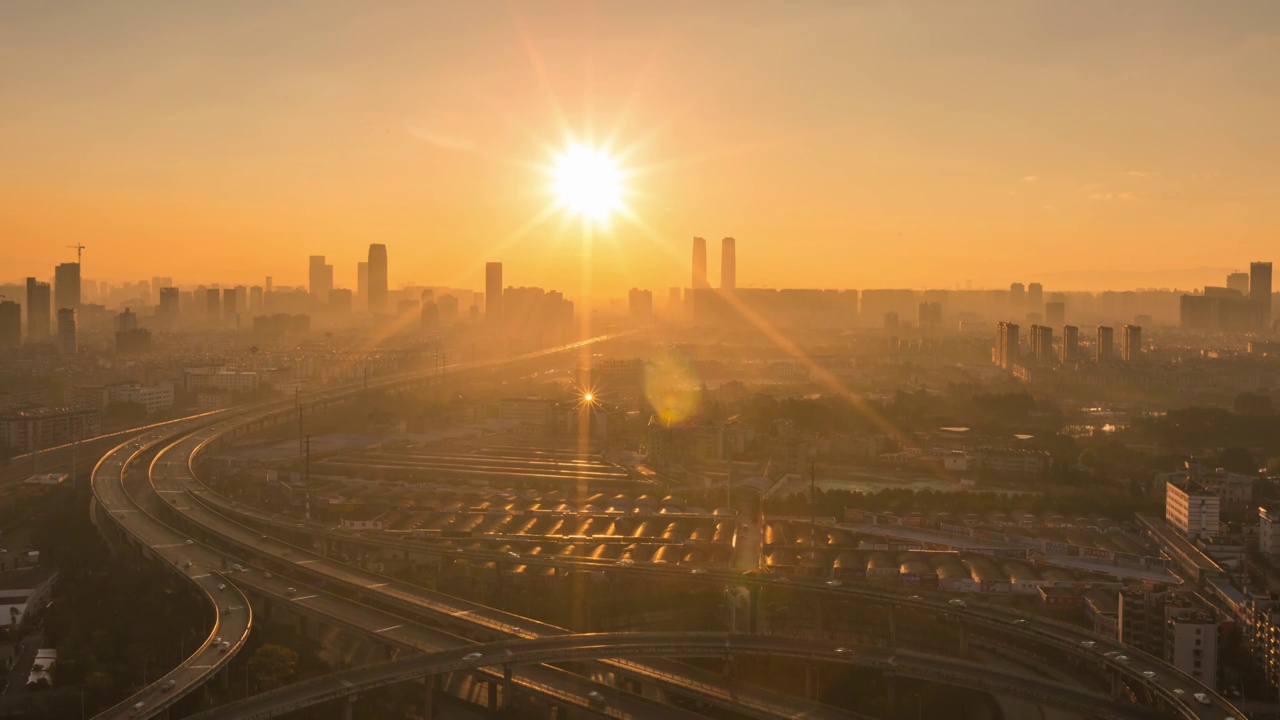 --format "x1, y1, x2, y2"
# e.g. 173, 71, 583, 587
182, 632, 1153, 720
